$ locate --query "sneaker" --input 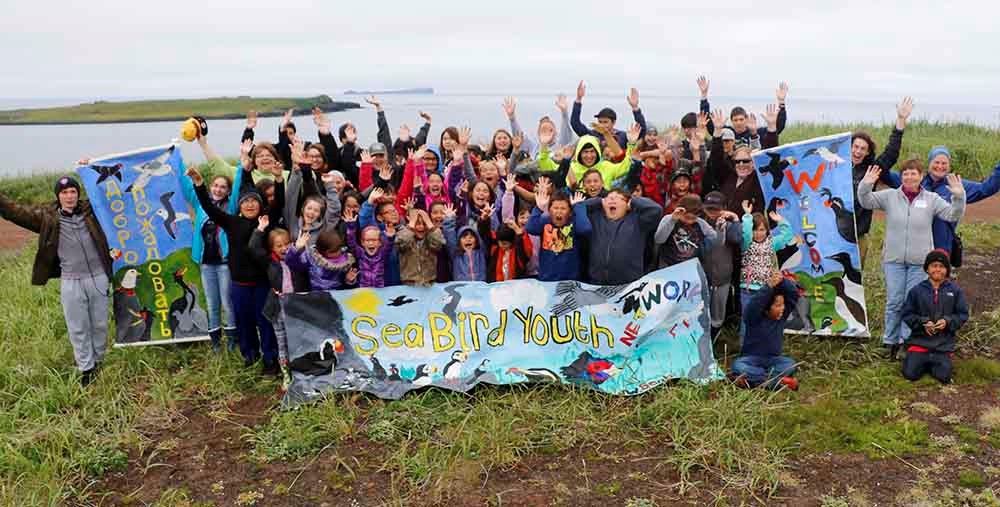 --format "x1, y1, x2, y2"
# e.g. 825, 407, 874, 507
209, 329, 222, 354
80, 368, 95, 387
778, 376, 799, 391
884, 343, 901, 361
